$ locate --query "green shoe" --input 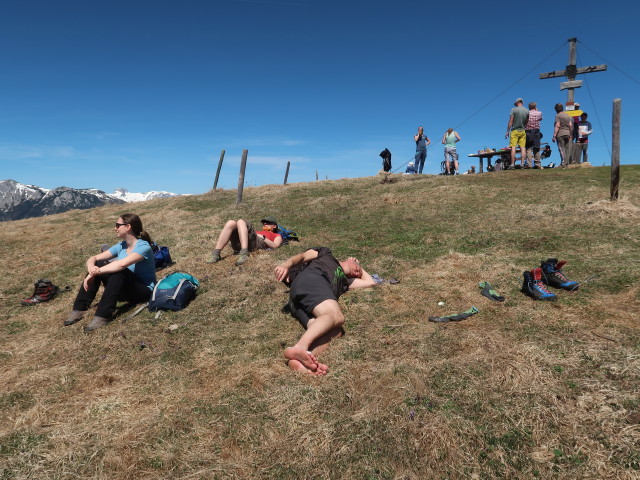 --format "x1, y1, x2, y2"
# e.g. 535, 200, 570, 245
479, 281, 505, 302
206, 249, 221, 264
235, 249, 250, 266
